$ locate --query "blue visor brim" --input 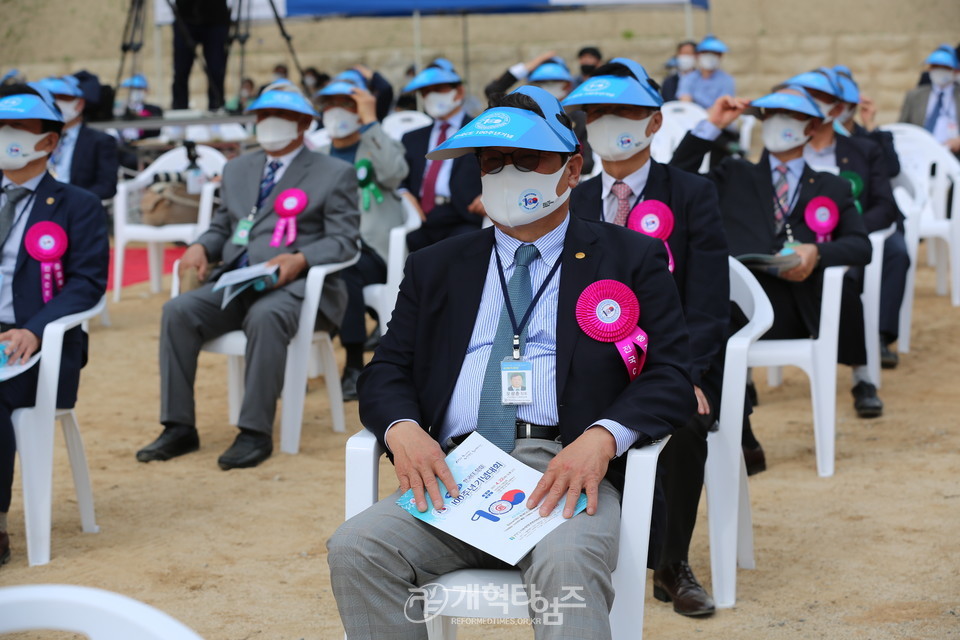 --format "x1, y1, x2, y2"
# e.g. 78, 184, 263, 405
562, 75, 664, 109
749, 92, 823, 119
426, 107, 576, 160
0, 93, 64, 122
246, 90, 318, 117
